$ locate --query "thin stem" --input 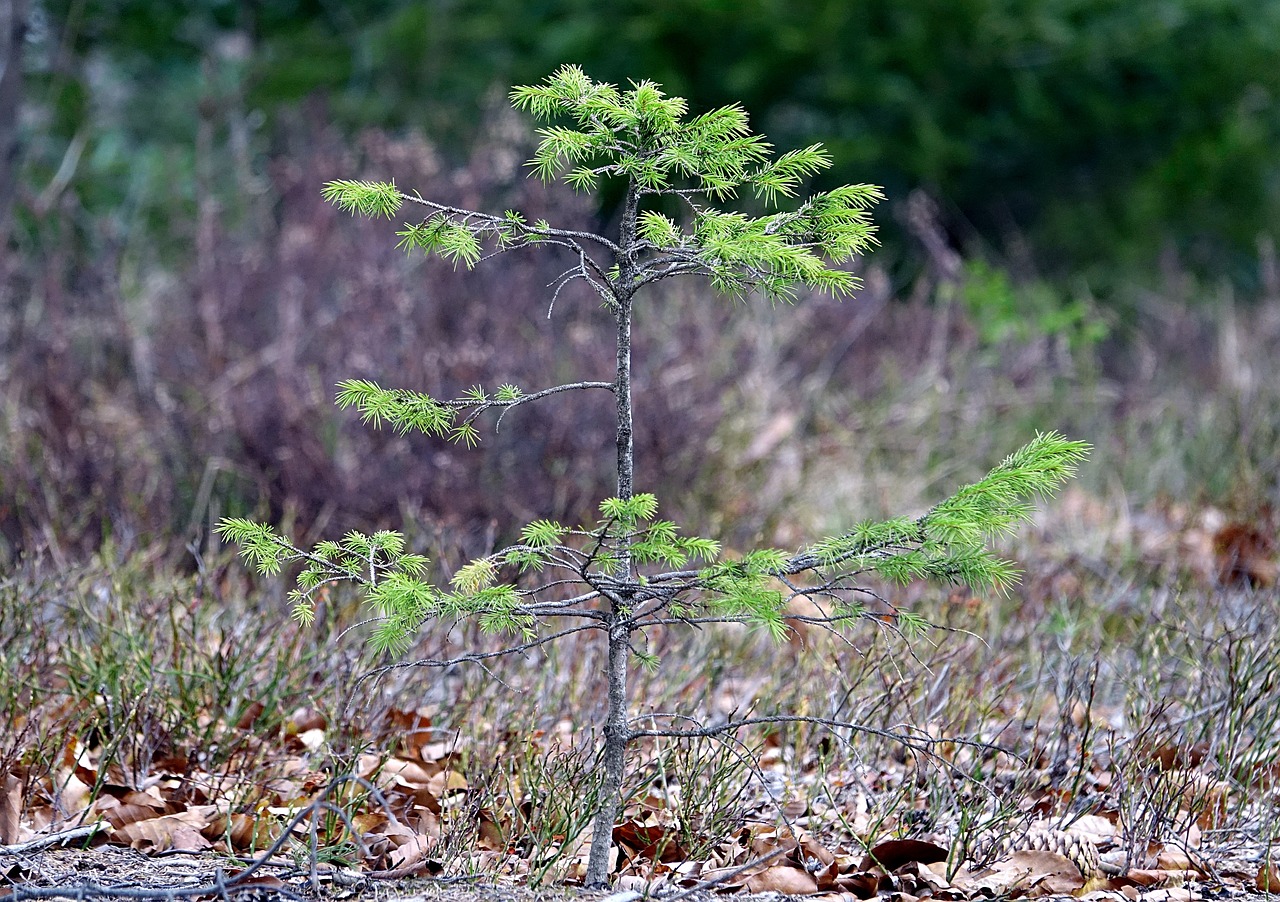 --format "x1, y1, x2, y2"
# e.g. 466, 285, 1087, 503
585, 612, 634, 889
584, 176, 642, 889
489, 381, 614, 431
613, 177, 640, 509
401, 193, 623, 257
613, 306, 634, 507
